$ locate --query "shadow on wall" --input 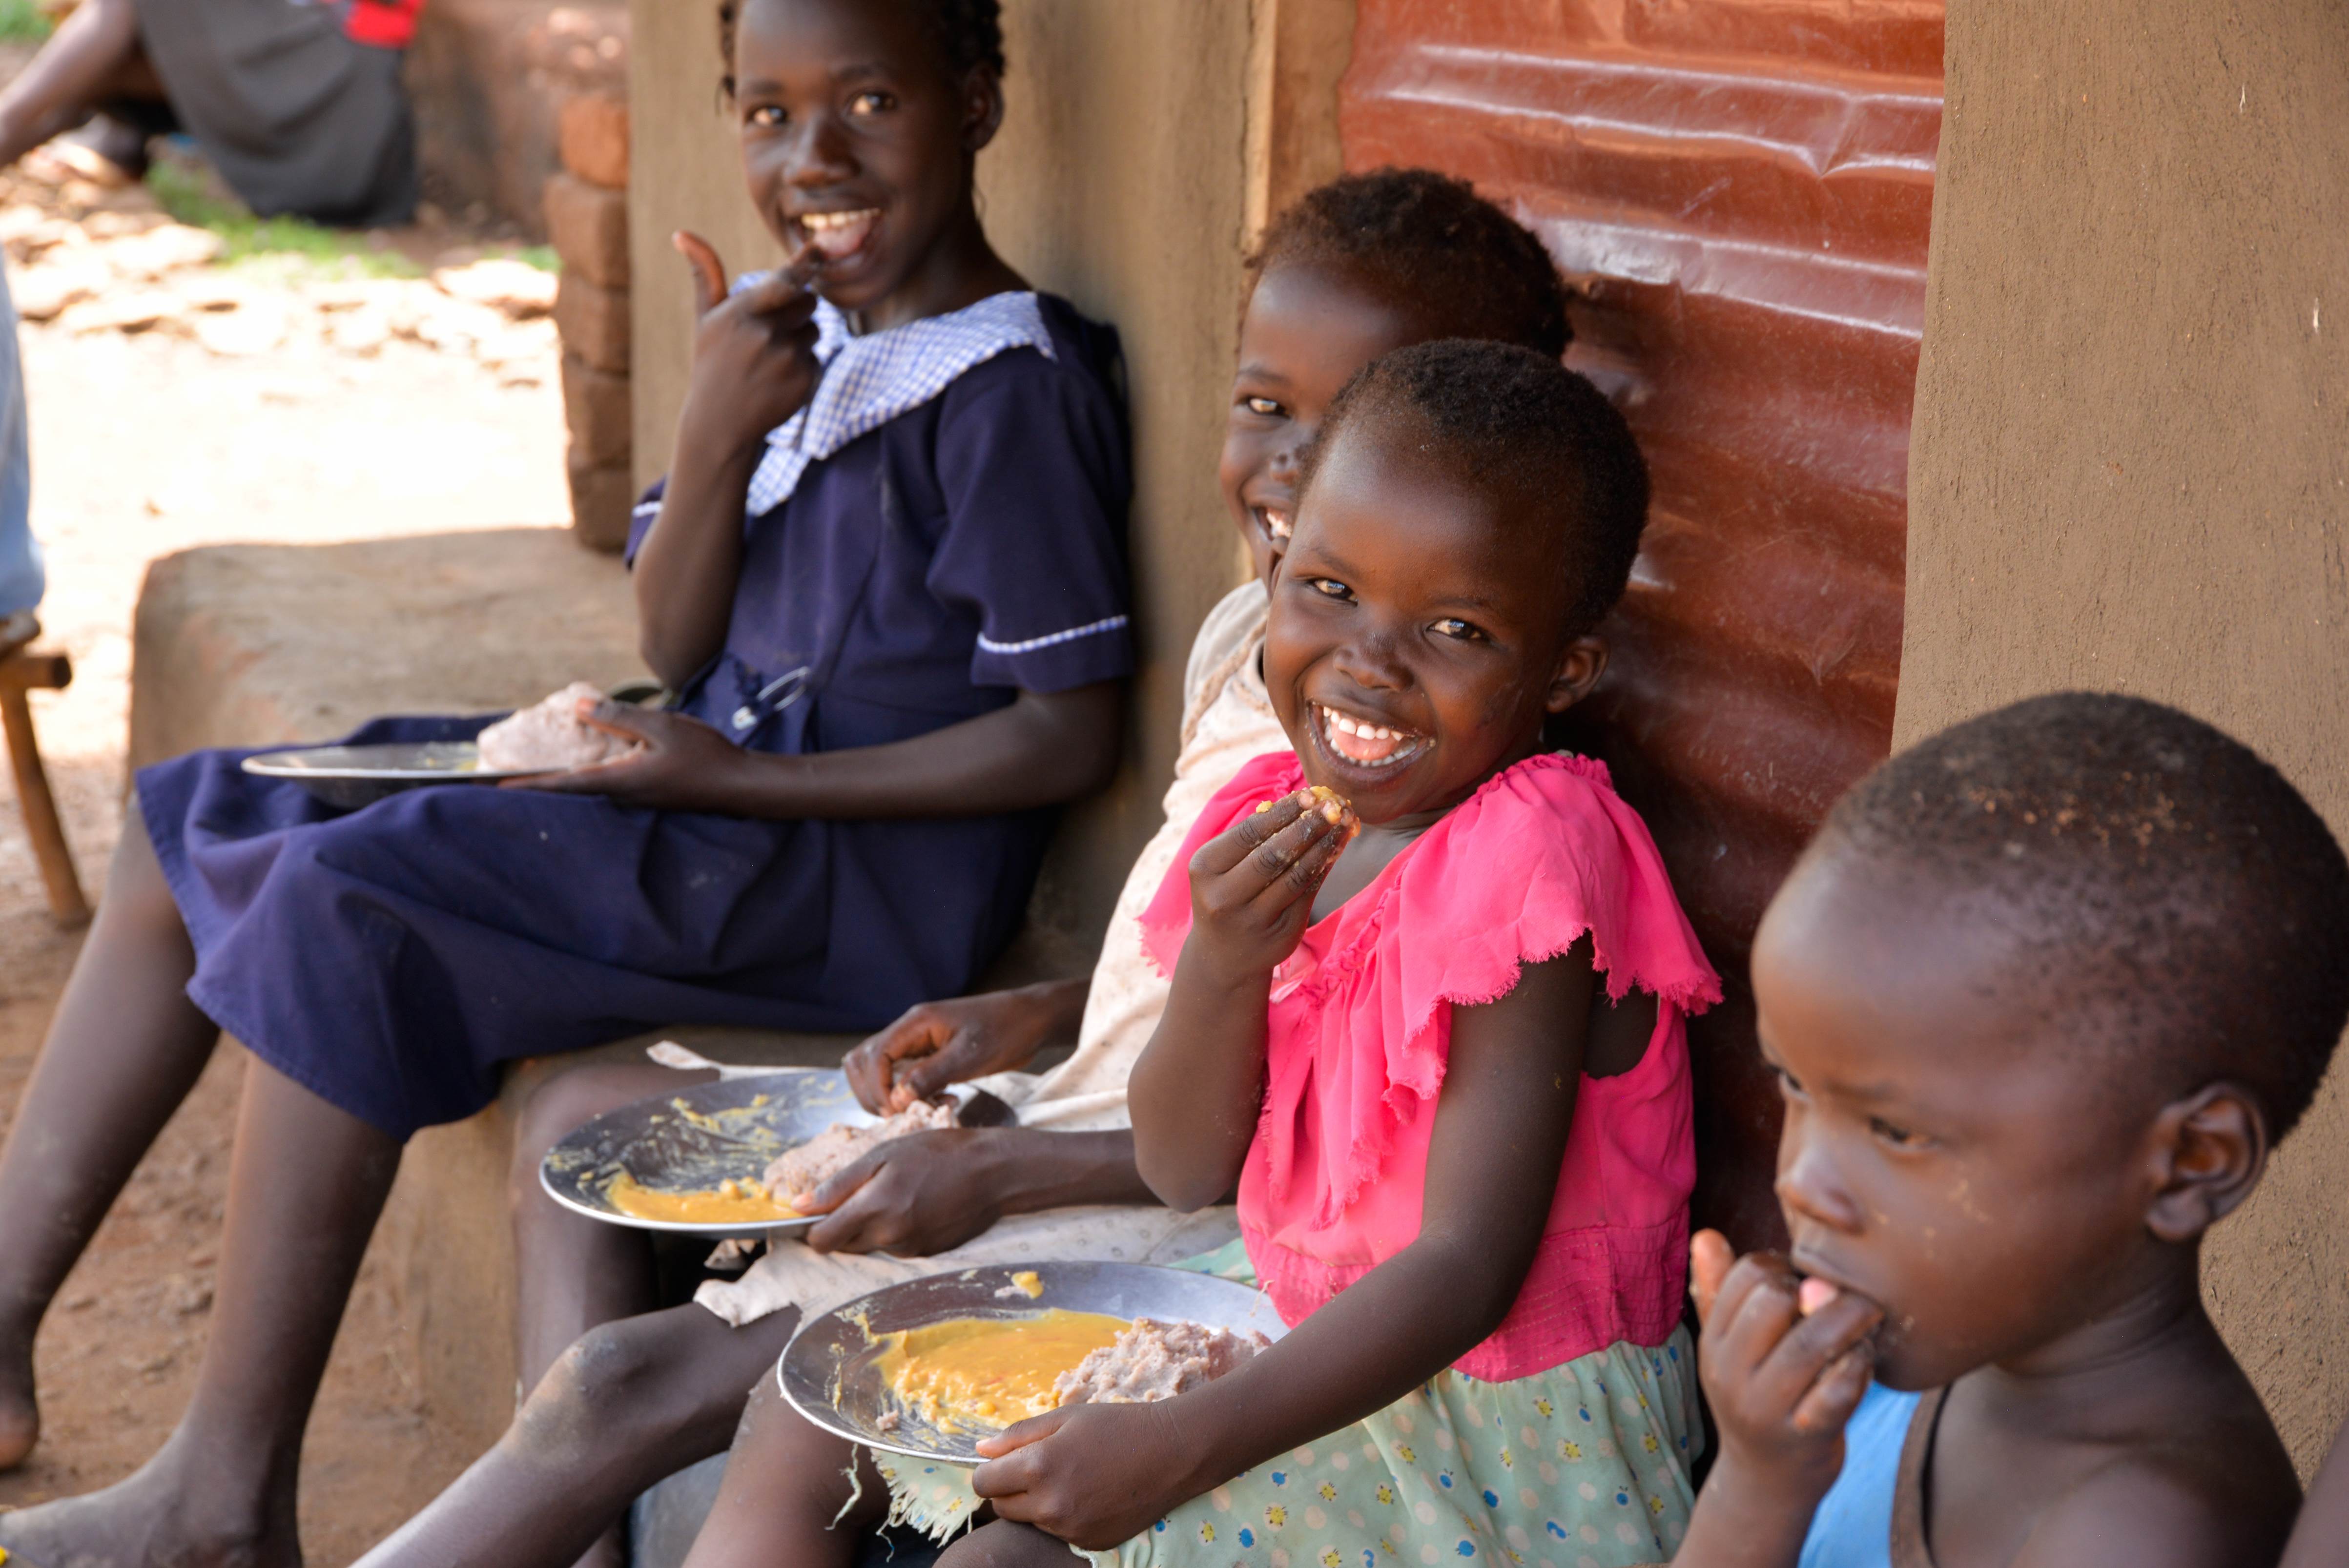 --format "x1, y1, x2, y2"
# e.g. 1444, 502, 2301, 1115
1340, 0, 1944, 1250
